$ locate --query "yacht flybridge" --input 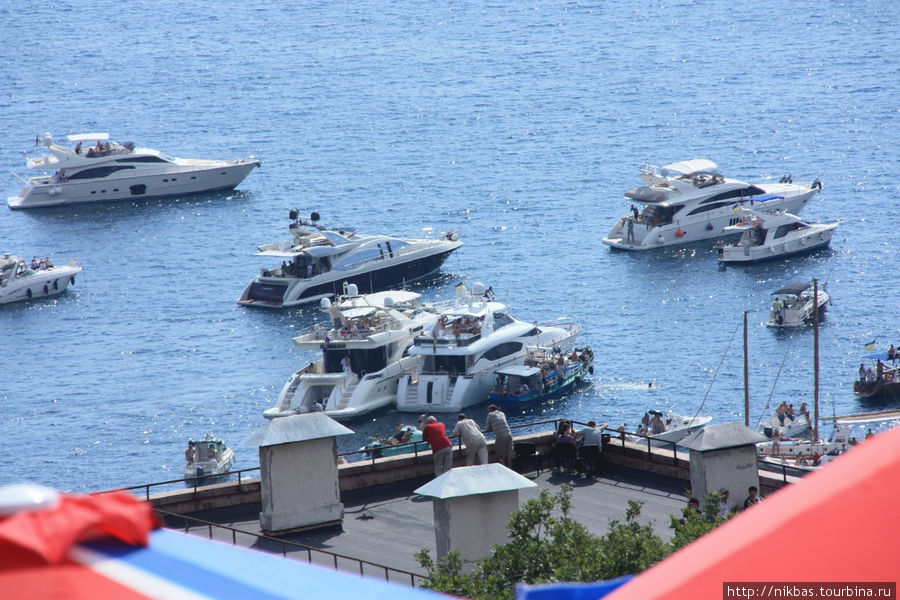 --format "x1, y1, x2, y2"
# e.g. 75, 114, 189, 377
602, 159, 821, 250
238, 213, 463, 308
263, 287, 437, 421
8, 132, 259, 209
396, 283, 581, 413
